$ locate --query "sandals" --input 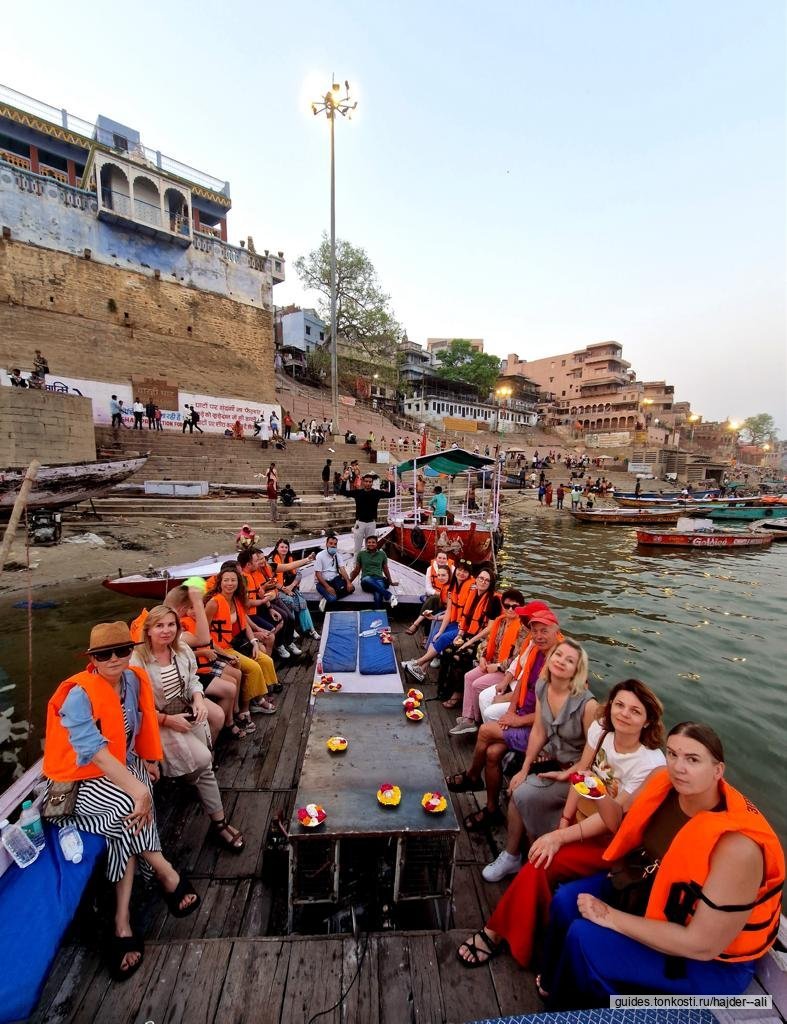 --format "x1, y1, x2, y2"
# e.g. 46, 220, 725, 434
464, 806, 505, 832
446, 770, 484, 793
234, 712, 256, 733
405, 624, 420, 635
107, 933, 144, 982
456, 928, 503, 968
163, 876, 201, 918
442, 694, 461, 709
209, 818, 245, 852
